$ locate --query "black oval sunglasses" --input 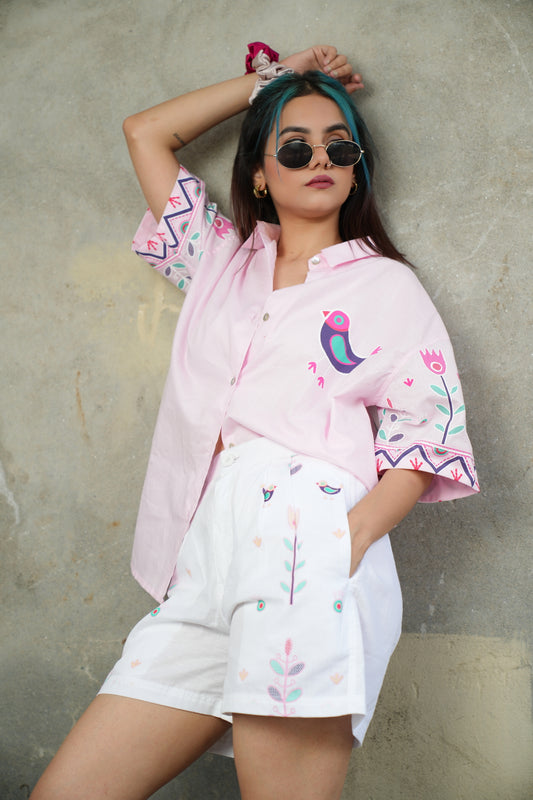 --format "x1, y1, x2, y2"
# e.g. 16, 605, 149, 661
265, 139, 364, 169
